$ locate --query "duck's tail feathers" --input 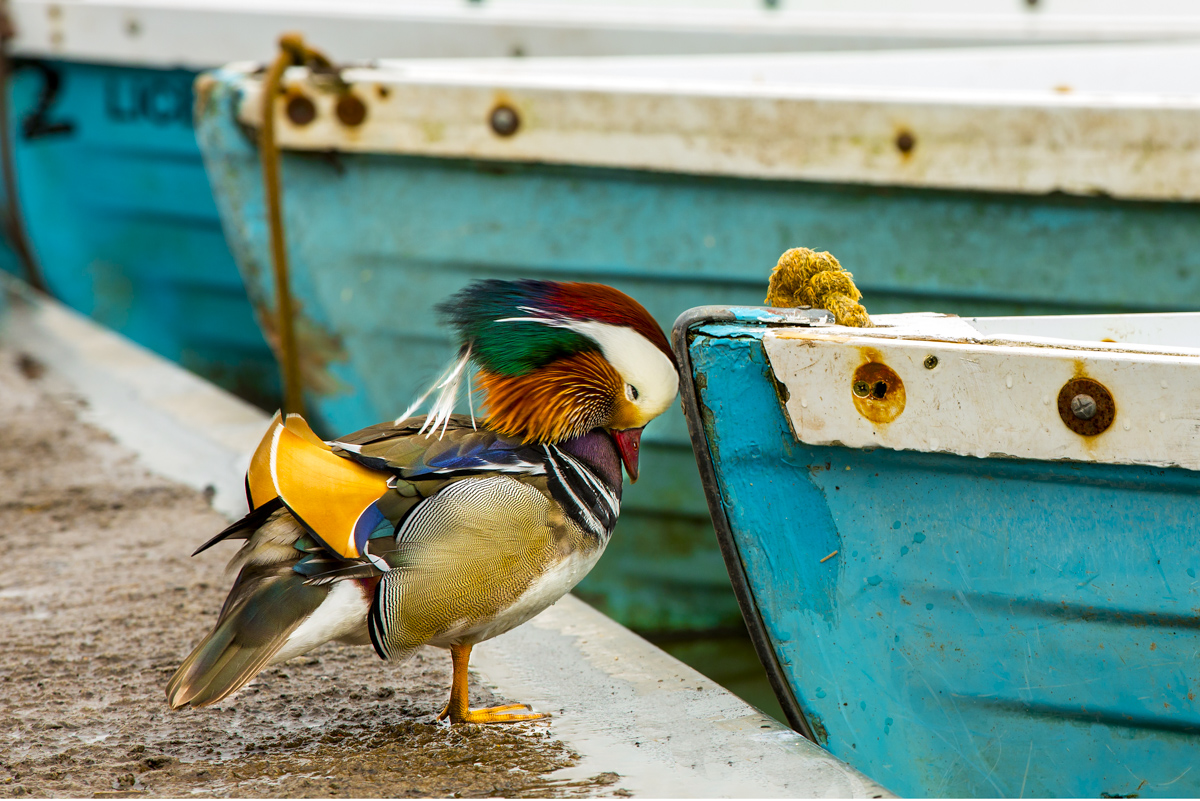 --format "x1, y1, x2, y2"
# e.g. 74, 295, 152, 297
192, 497, 285, 557
165, 572, 325, 709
